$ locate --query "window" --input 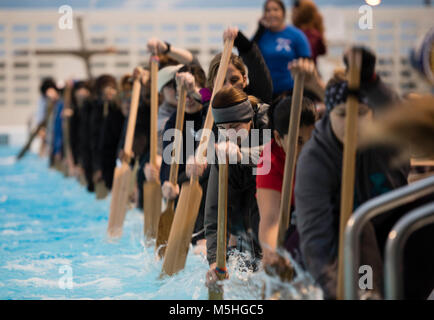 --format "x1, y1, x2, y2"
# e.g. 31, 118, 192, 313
185, 24, 200, 32
186, 37, 201, 44
13, 50, 29, 56
115, 37, 129, 45
14, 75, 30, 81
13, 37, 30, 45
37, 37, 54, 45
161, 24, 177, 32
15, 99, 30, 106
12, 24, 29, 32
90, 25, 107, 32
14, 87, 30, 93
37, 25, 54, 32
208, 24, 223, 32
116, 25, 130, 33
91, 62, 106, 68
138, 24, 153, 32
38, 62, 53, 68
14, 62, 29, 68
115, 62, 130, 68
91, 37, 106, 45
